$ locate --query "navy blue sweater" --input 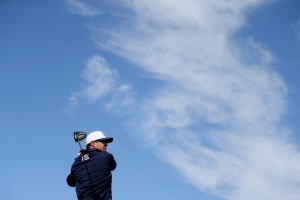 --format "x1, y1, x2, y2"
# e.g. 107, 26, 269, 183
67, 148, 117, 200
